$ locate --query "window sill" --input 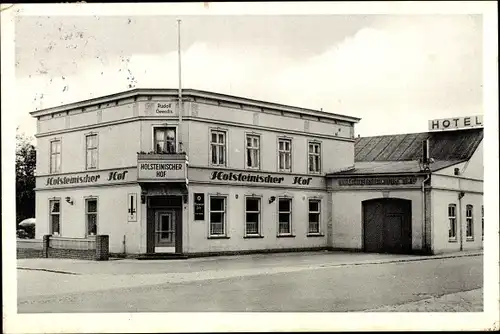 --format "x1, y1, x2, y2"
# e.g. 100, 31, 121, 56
277, 234, 296, 238
466, 238, 474, 242
244, 235, 264, 239
448, 238, 458, 243
208, 236, 230, 239
307, 234, 325, 238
